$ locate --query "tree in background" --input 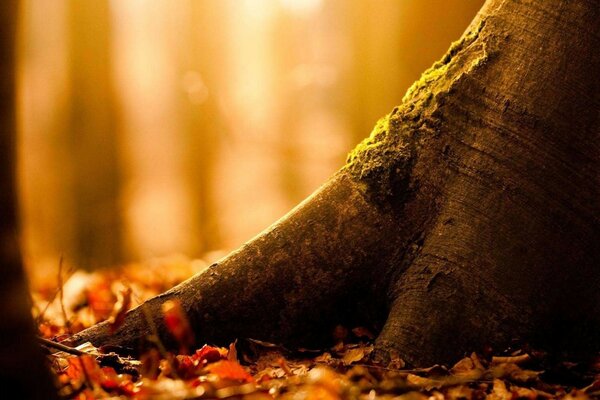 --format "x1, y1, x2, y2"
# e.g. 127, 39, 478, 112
66, 0, 124, 269
0, 1, 56, 397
